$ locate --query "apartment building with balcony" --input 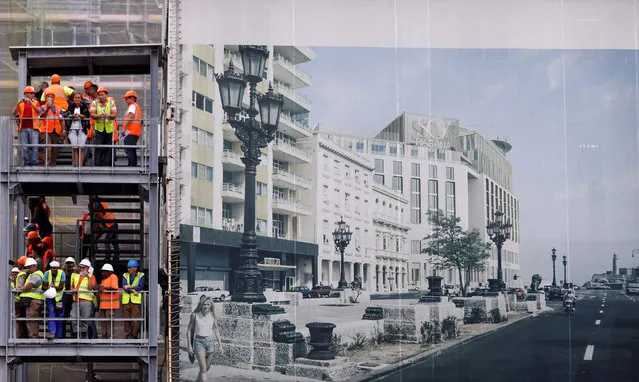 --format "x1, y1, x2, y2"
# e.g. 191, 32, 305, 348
179, 45, 319, 294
